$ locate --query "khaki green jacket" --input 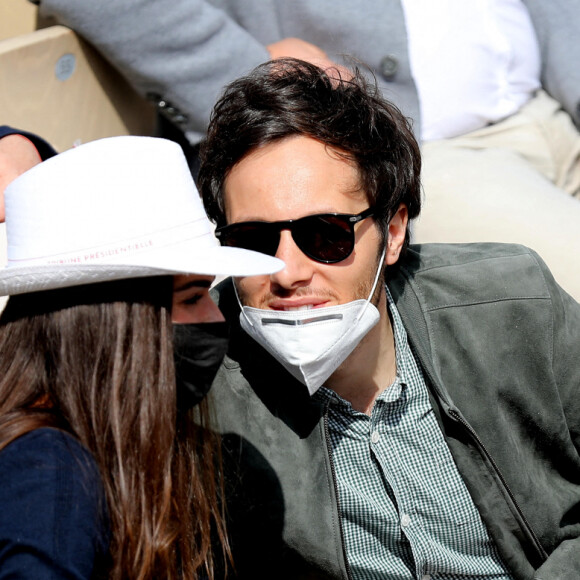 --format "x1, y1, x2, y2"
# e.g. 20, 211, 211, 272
208, 243, 580, 580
